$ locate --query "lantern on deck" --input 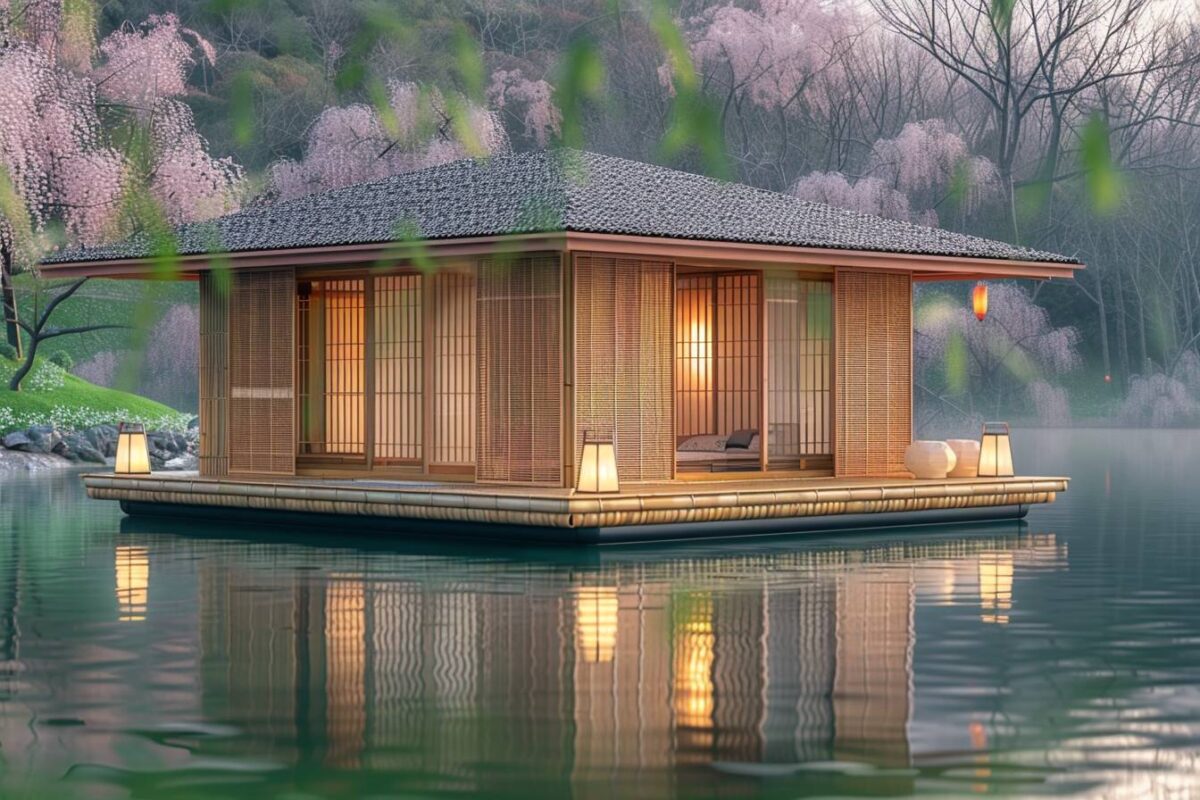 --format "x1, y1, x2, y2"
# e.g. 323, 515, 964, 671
115, 422, 151, 475
577, 433, 619, 493
977, 422, 1014, 478
973, 282, 989, 321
